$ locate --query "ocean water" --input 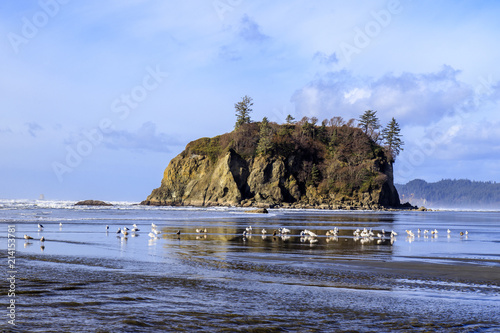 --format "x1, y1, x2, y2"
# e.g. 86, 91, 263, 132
0, 200, 499, 332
